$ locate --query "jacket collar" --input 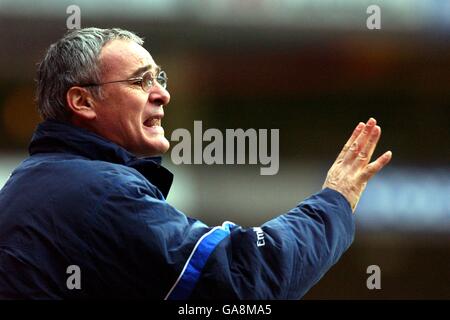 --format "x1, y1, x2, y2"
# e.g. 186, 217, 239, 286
28, 120, 173, 198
